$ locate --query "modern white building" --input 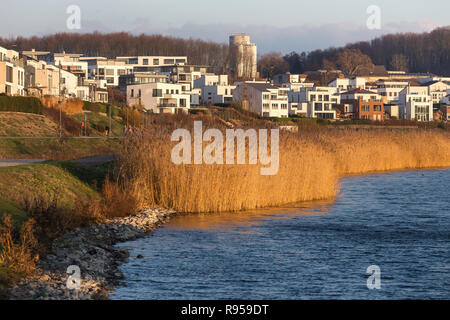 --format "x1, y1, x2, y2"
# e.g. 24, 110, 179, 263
0, 46, 25, 95
302, 87, 341, 119
202, 85, 236, 105
53, 53, 89, 82
420, 80, 450, 104
273, 73, 308, 85
398, 86, 433, 121
376, 80, 409, 103
341, 89, 381, 102
116, 56, 187, 71
328, 77, 366, 93
127, 82, 190, 114
233, 82, 289, 118
81, 57, 133, 87
193, 74, 229, 88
